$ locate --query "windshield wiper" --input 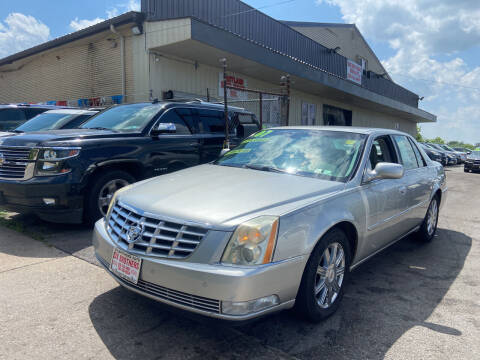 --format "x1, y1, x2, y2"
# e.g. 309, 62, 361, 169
84, 127, 115, 131
10, 130, 24, 133
242, 164, 295, 174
